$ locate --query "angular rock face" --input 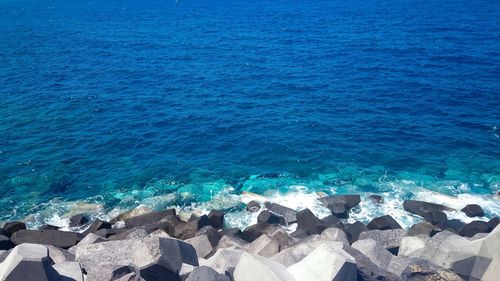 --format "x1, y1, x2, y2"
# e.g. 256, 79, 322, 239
320, 228, 349, 245
186, 235, 213, 259
423, 211, 447, 225
403, 200, 454, 217
248, 234, 280, 258
367, 215, 402, 231
186, 266, 230, 281
407, 222, 440, 237
233, 252, 297, 281
342, 246, 399, 281
75, 236, 198, 281
52, 261, 84, 281
436, 219, 466, 234
0, 243, 60, 281
0, 236, 13, 251
241, 222, 280, 242
83, 219, 112, 236
11, 229, 81, 249
288, 244, 357, 281
459, 221, 490, 238
257, 210, 286, 225
344, 221, 369, 244
69, 214, 89, 227
124, 209, 176, 229
196, 226, 222, 248
318, 195, 361, 219
461, 204, 485, 218
202, 248, 245, 274
217, 235, 249, 250
208, 210, 225, 229
398, 236, 429, 258
68, 233, 107, 255
358, 229, 406, 252
452, 255, 492, 281
264, 203, 298, 224
400, 259, 463, 281
246, 201, 261, 213
296, 209, 329, 236
269, 228, 296, 249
